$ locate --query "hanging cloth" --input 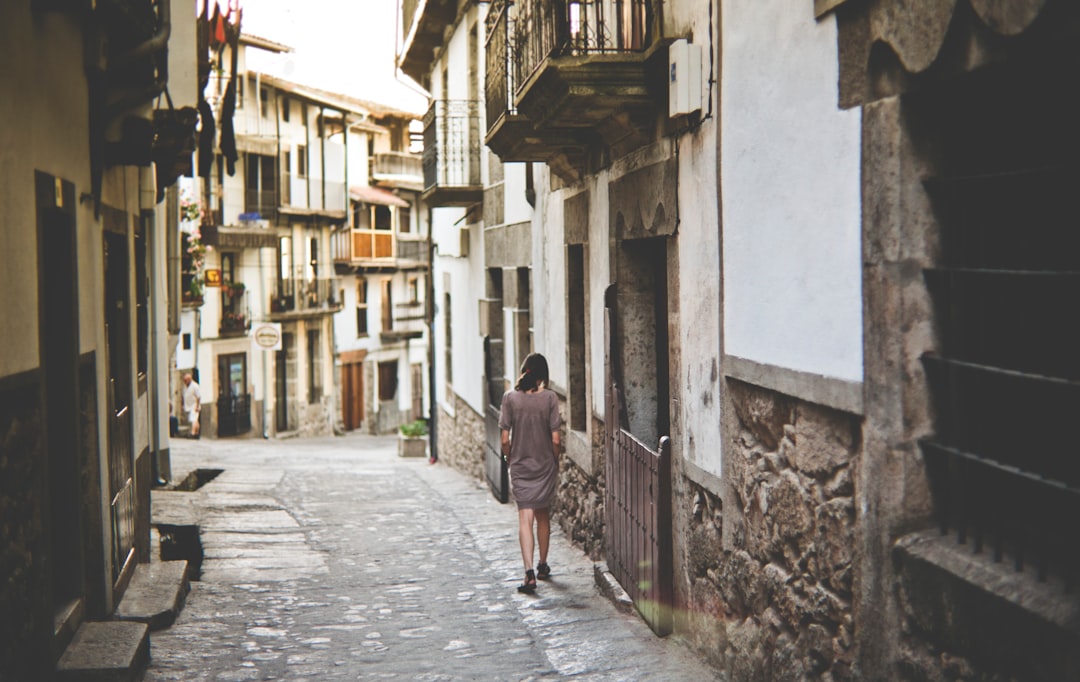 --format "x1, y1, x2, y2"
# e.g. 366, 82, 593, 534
198, 97, 216, 179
